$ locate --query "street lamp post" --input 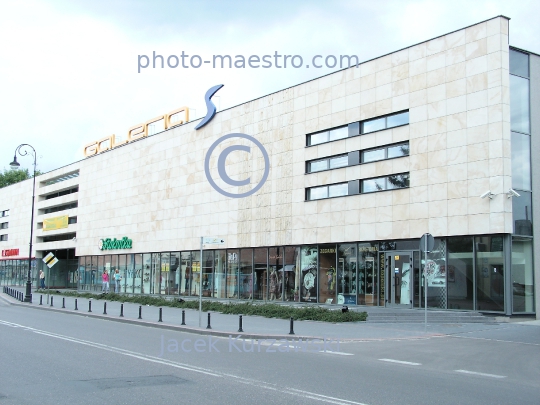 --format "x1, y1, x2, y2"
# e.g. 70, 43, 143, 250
10, 144, 37, 303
